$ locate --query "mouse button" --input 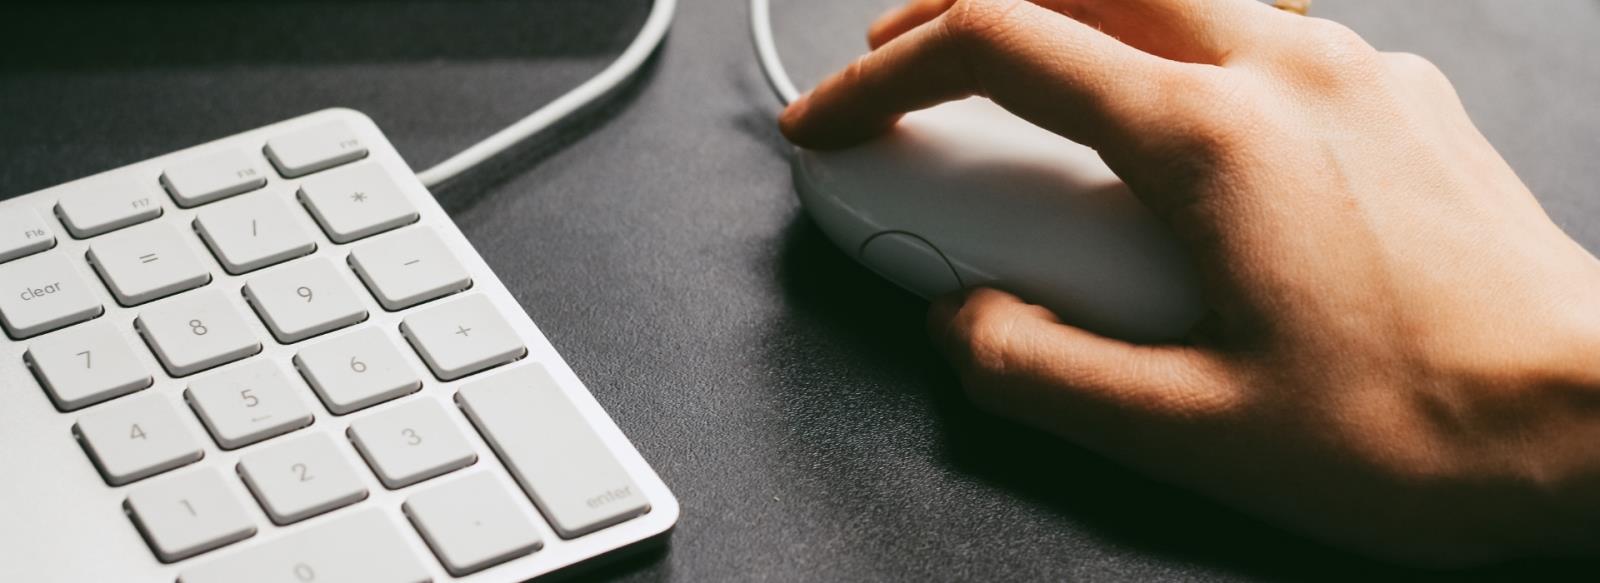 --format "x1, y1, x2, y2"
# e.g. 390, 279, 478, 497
858, 232, 962, 299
